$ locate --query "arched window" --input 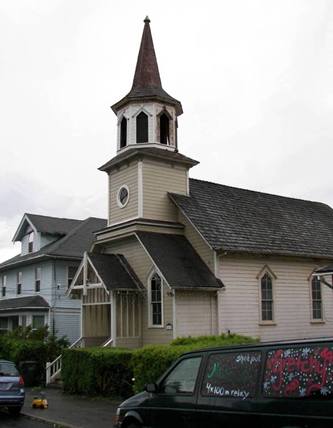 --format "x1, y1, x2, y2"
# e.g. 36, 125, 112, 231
311, 277, 323, 320
149, 273, 163, 327
261, 273, 273, 322
159, 113, 170, 145
120, 117, 127, 148
136, 112, 148, 144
